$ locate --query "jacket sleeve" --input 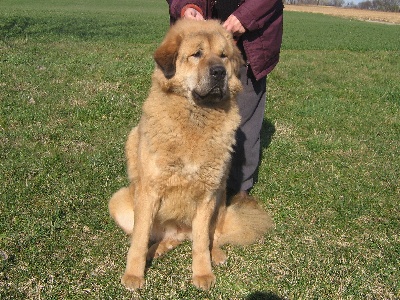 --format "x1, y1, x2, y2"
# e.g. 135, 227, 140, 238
167, 0, 207, 22
233, 0, 283, 31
